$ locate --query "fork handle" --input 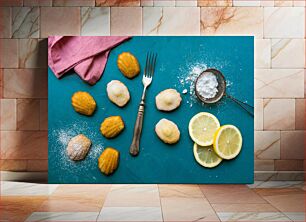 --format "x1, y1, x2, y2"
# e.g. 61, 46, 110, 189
130, 100, 145, 156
